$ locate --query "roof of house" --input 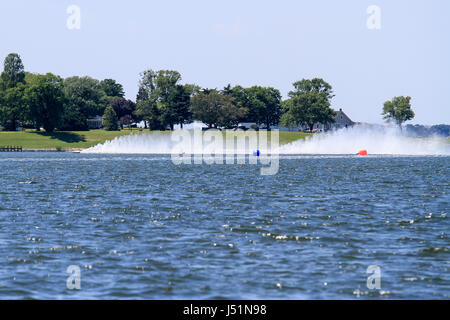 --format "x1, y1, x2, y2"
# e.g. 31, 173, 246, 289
334, 108, 354, 124
87, 115, 103, 121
